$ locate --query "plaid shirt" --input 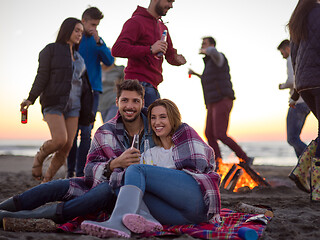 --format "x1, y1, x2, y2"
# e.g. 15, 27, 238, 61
66, 110, 153, 198
67, 117, 220, 218
171, 123, 221, 218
